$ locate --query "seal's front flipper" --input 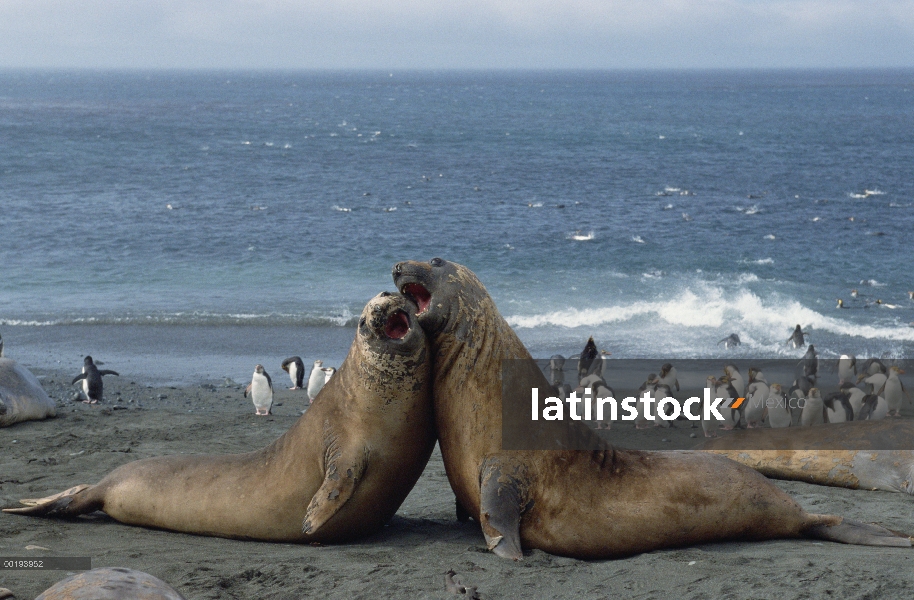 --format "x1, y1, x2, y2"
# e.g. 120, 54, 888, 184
806, 516, 912, 547
479, 458, 528, 560
3, 484, 96, 516
302, 450, 368, 535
